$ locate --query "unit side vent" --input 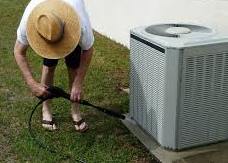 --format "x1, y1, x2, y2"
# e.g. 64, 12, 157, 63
178, 52, 228, 148
130, 35, 167, 139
